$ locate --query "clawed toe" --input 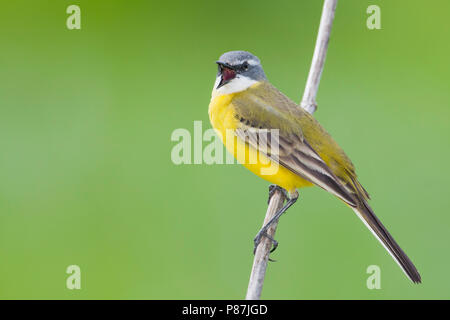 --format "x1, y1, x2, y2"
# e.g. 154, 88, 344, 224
253, 230, 279, 256
270, 239, 278, 253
